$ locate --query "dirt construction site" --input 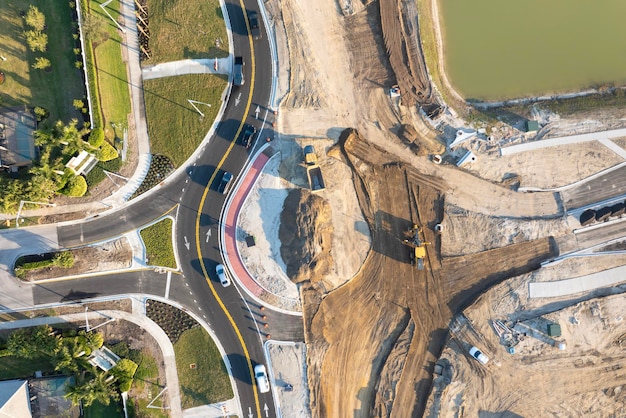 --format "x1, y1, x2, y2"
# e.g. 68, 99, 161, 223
258, 0, 626, 416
